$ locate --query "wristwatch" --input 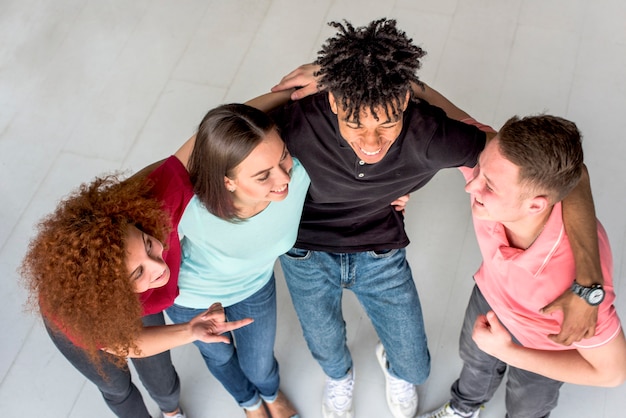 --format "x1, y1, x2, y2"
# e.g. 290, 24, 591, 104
571, 282, 605, 306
